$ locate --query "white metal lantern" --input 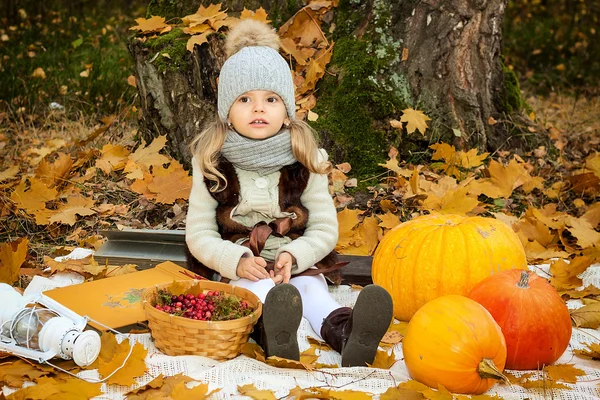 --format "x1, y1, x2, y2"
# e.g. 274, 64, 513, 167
0, 283, 101, 367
